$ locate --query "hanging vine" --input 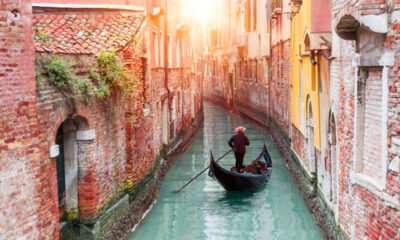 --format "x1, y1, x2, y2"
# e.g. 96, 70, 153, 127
37, 51, 141, 105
